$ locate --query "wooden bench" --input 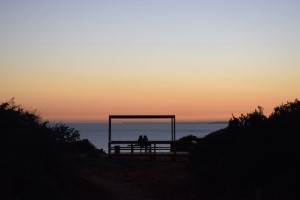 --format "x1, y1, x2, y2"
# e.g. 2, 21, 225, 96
109, 140, 177, 154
